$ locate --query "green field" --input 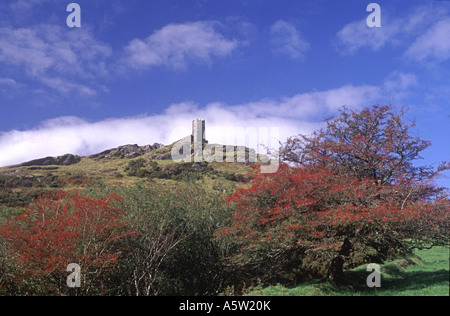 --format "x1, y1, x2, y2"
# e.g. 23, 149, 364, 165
247, 246, 450, 296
